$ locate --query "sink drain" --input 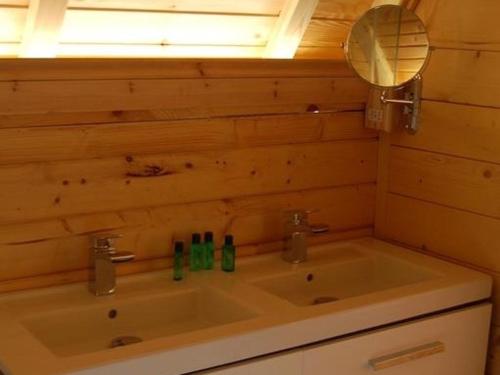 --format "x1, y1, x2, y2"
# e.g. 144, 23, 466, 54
311, 296, 339, 305
110, 336, 143, 348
